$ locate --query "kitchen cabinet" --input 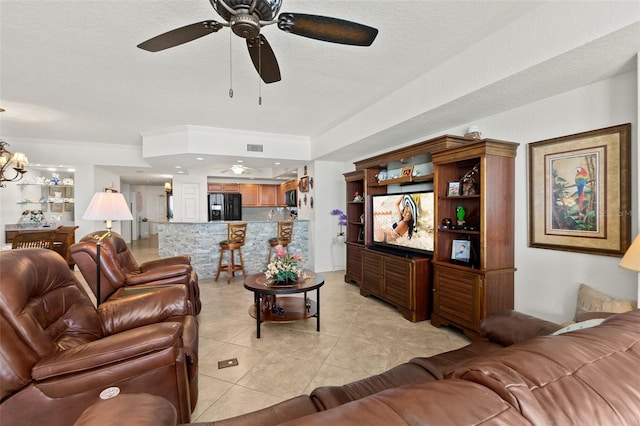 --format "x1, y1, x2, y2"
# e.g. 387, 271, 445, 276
207, 183, 240, 193
259, 185, 277, 206
239, 184, 259, 206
